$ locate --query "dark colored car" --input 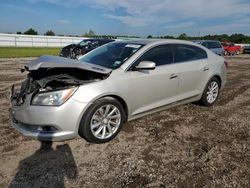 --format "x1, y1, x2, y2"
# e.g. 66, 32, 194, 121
193, 40, 224, 56
243, 45, 250, 54
59, 38, 115, 59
